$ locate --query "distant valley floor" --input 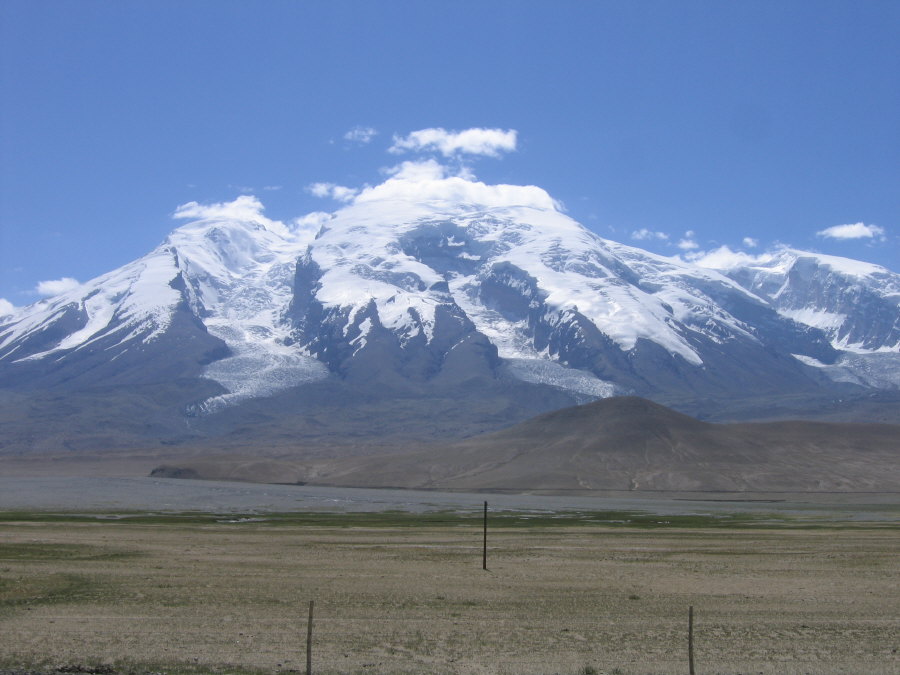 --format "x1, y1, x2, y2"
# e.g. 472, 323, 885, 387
1, 476, 898, 524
